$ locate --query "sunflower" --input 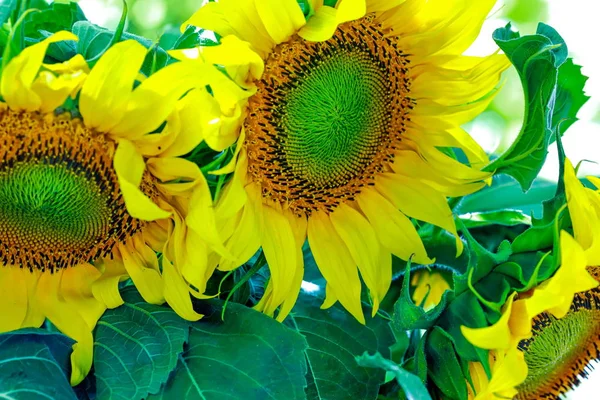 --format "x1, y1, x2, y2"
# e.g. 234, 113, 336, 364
510, 158, 600, 398
0, 32, 225, 384
179, 0, 510, 322
461, 229, 599, 398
